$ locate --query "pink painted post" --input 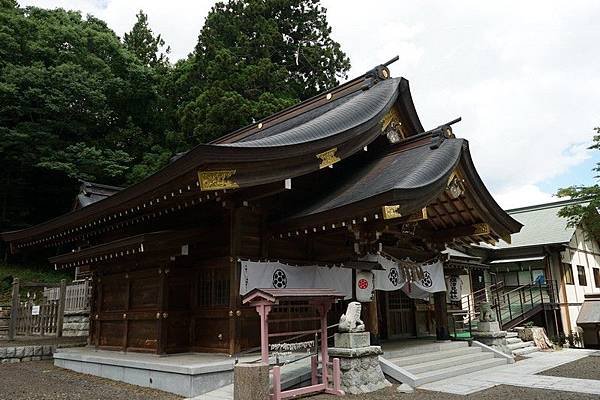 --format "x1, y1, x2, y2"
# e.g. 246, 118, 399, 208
272, 365, 282, 400
332, 357, 343, 394
318, 302, 331, 389
256, 303, 272, 364
311, 355, 318, 385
